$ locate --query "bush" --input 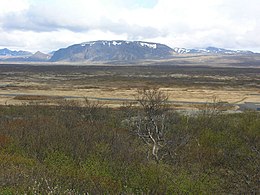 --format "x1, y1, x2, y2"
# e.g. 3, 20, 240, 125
0, 104, 259, 193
